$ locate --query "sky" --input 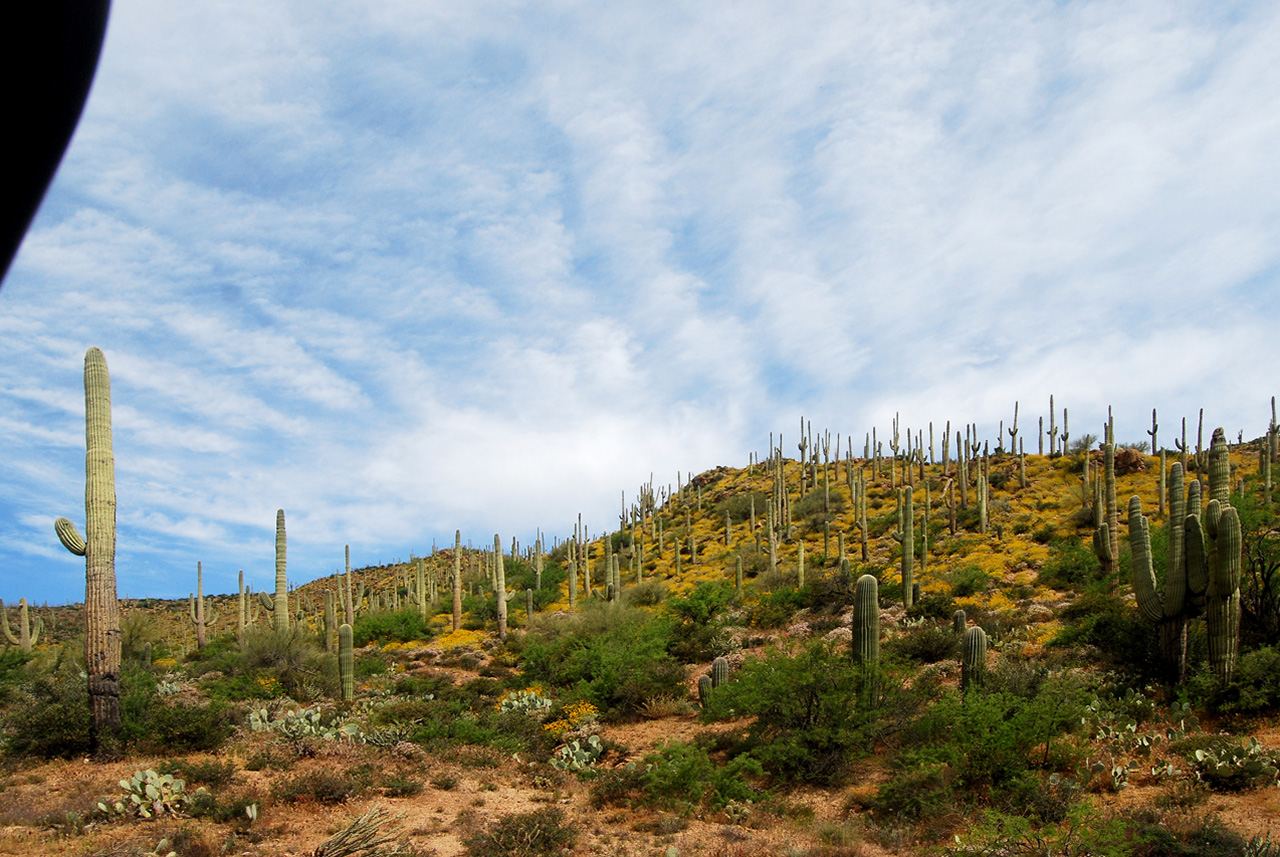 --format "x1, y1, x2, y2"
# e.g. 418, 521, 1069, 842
2, 1, 1278, 606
